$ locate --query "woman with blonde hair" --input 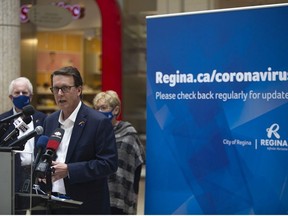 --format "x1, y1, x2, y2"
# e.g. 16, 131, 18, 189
93, 90, 145, 215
